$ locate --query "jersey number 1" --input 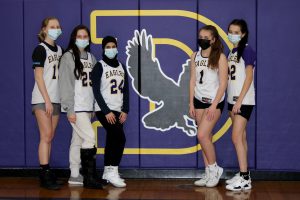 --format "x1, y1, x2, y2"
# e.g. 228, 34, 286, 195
199, 70, 204, 84
52, 64, 58, 79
